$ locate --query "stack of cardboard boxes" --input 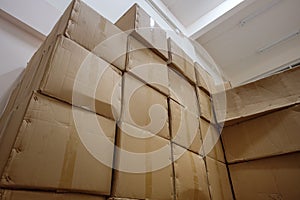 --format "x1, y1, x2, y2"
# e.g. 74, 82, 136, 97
0, 0, 299, 200
215, 66, 300, 200
0, 1, 232, 200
